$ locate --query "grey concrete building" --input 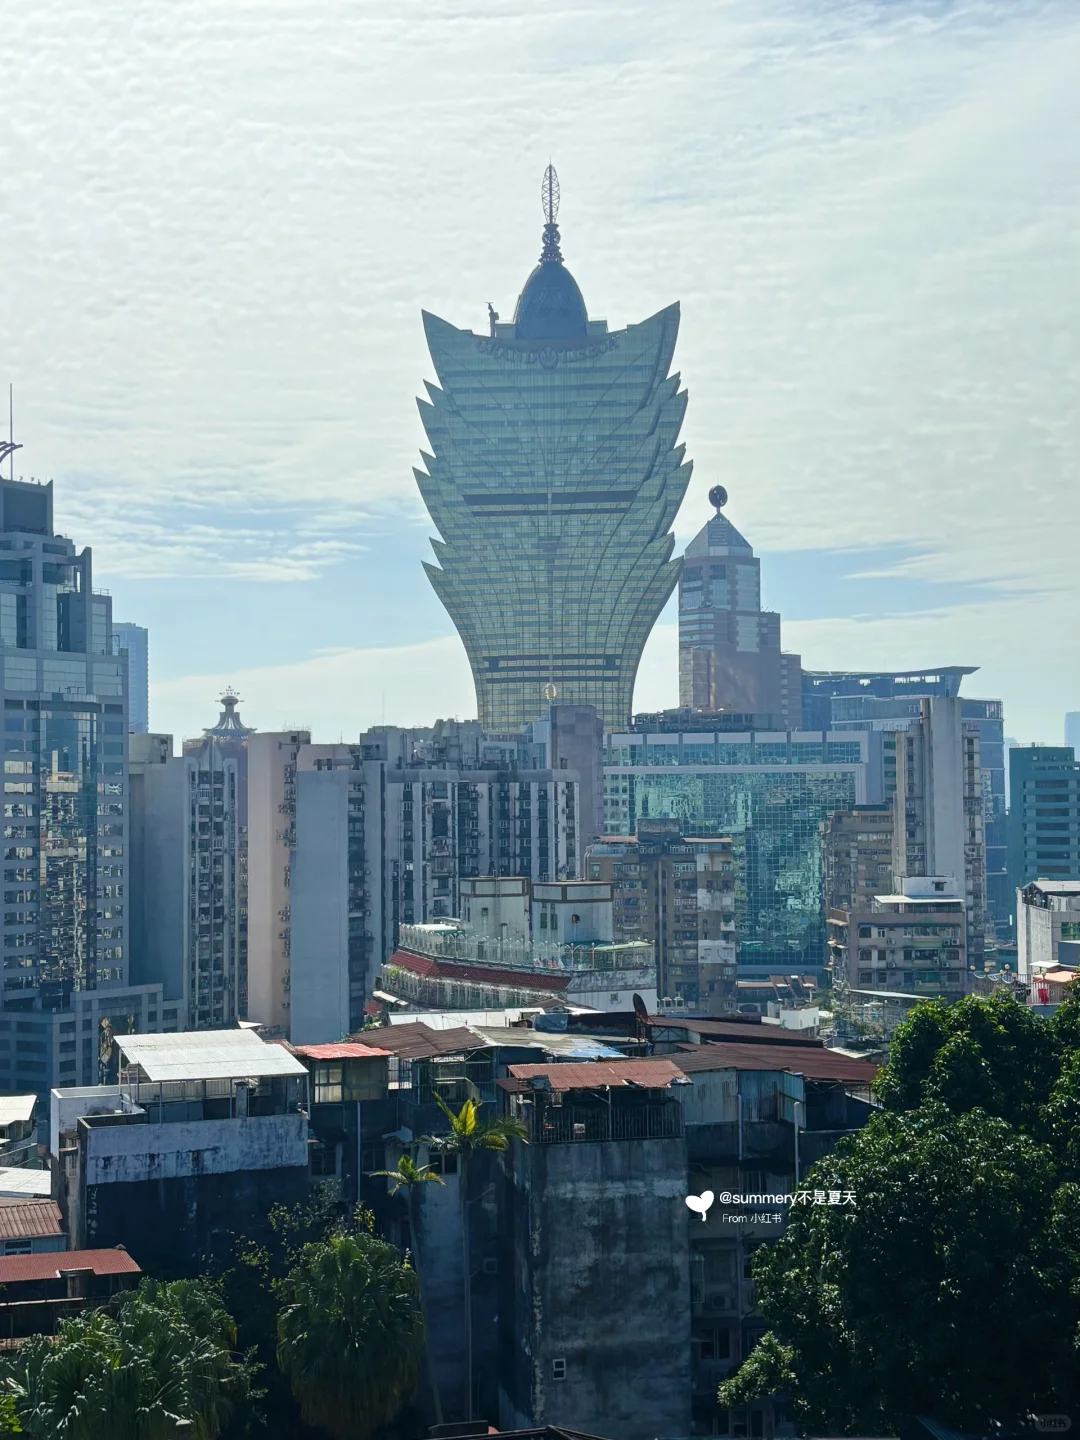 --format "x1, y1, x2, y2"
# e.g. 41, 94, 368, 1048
827, 875, 969, 1002
893, 697, 987, 967
288, 735, 586, 1043
1016, 879, 1080, 982
128, 703, 249, 1032
246, 727, 310, 1035
679, 488, 801, 728
51, 1028, 309, 1273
